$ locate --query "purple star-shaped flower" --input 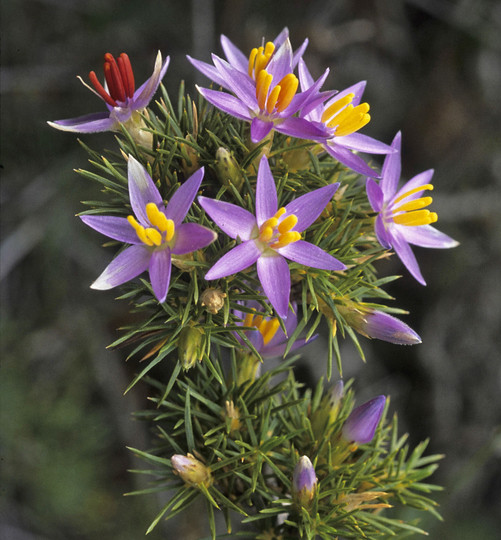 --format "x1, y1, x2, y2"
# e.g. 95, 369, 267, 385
48, 51, 169, 133
188, 27, 308, 90
298, 60, 393, 177
80, 155, 216, 303
188, 33, 330, 144
233, 301, 316, 358
366, 132, 458, 285
198, 155, 345, 318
